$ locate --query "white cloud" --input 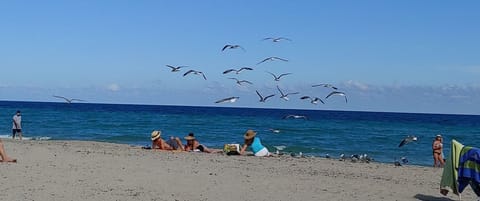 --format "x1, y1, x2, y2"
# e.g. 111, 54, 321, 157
449, 95, 469, 99
343, 80, 369, 91
107, 83, 120, 92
